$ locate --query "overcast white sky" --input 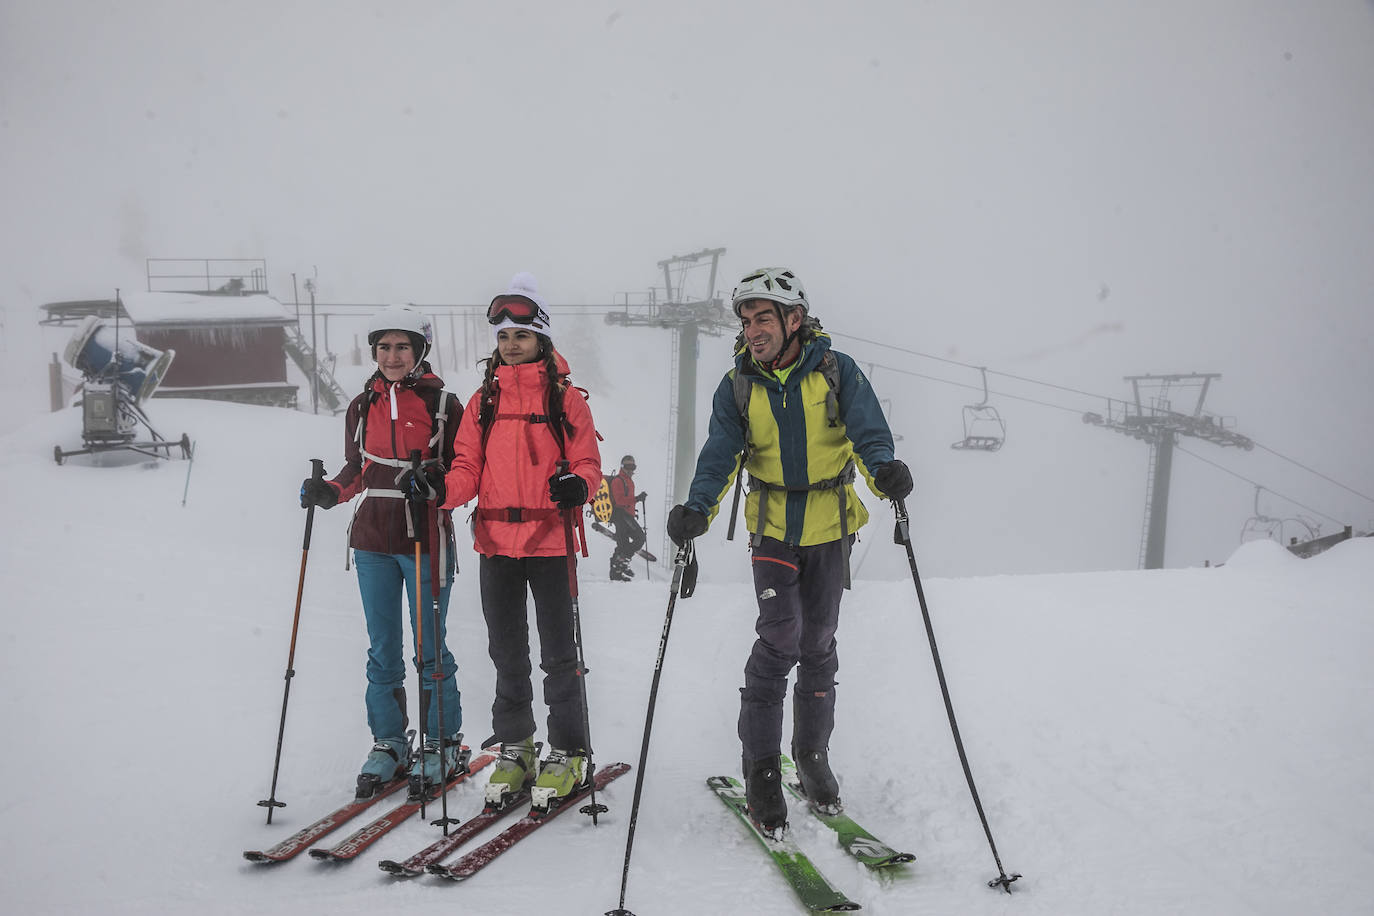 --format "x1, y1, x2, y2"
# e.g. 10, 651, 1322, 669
3, 1, 1372, 570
